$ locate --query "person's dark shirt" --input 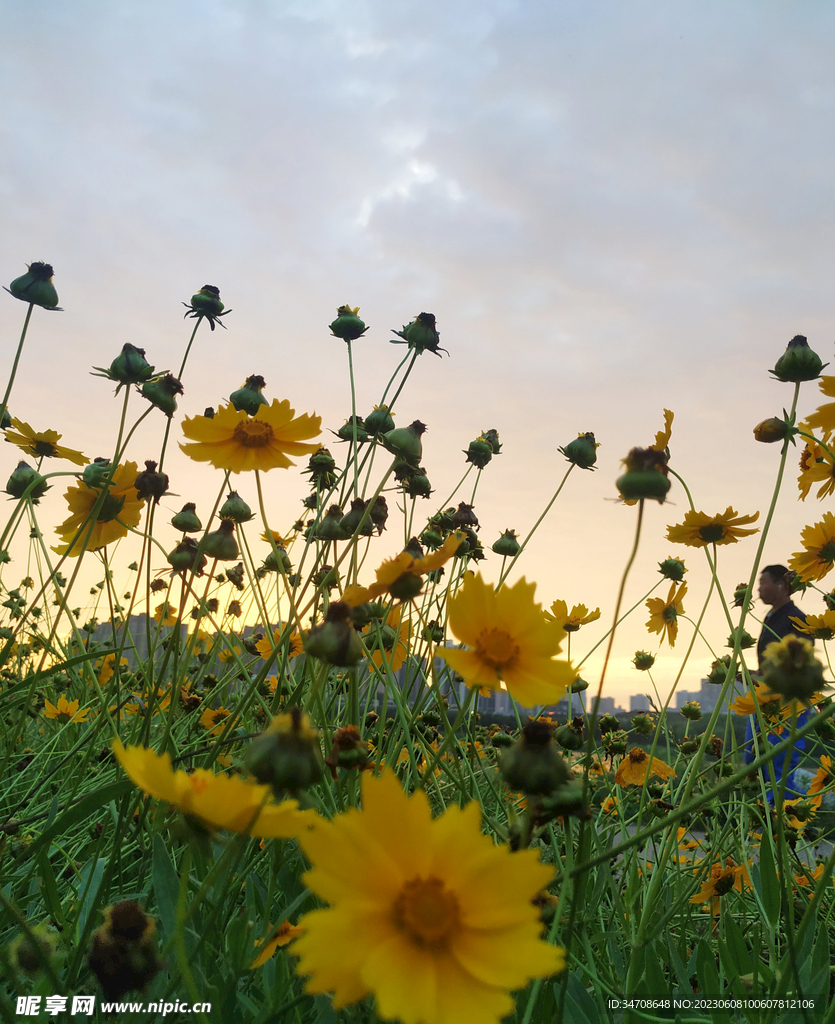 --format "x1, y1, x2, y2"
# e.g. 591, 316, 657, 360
756, 600, 810, 669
